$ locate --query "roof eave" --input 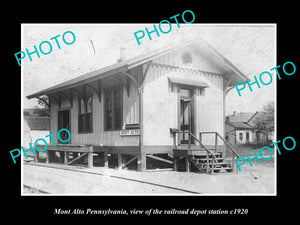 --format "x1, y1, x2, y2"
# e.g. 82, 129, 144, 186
197, 36, 249, 84
27, 64, 129, 99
